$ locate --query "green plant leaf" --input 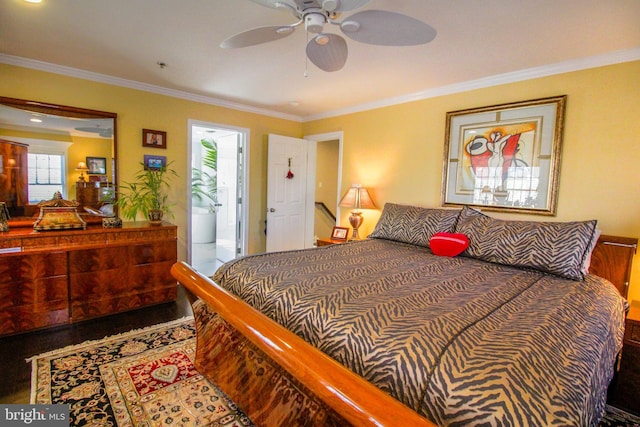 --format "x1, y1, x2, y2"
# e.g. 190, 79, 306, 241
115, 161, 178, 221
